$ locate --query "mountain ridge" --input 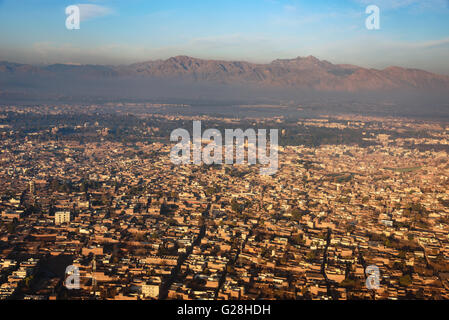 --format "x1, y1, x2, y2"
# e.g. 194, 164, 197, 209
1, 55, 449, 92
